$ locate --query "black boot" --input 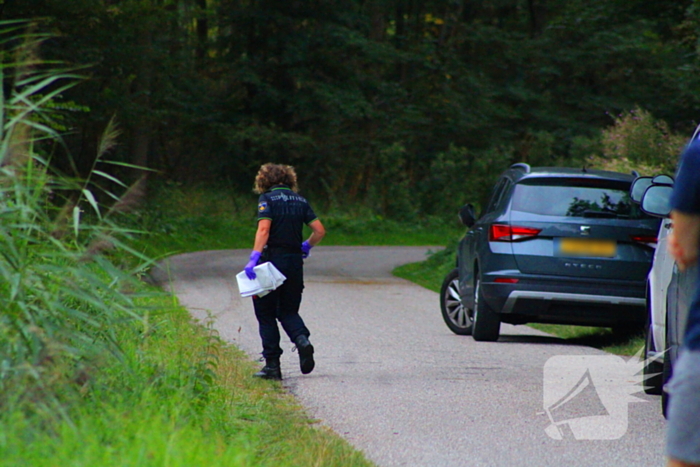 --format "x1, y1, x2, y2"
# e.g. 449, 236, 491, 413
294, 335, 315, 374
254, 358, 282, 380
